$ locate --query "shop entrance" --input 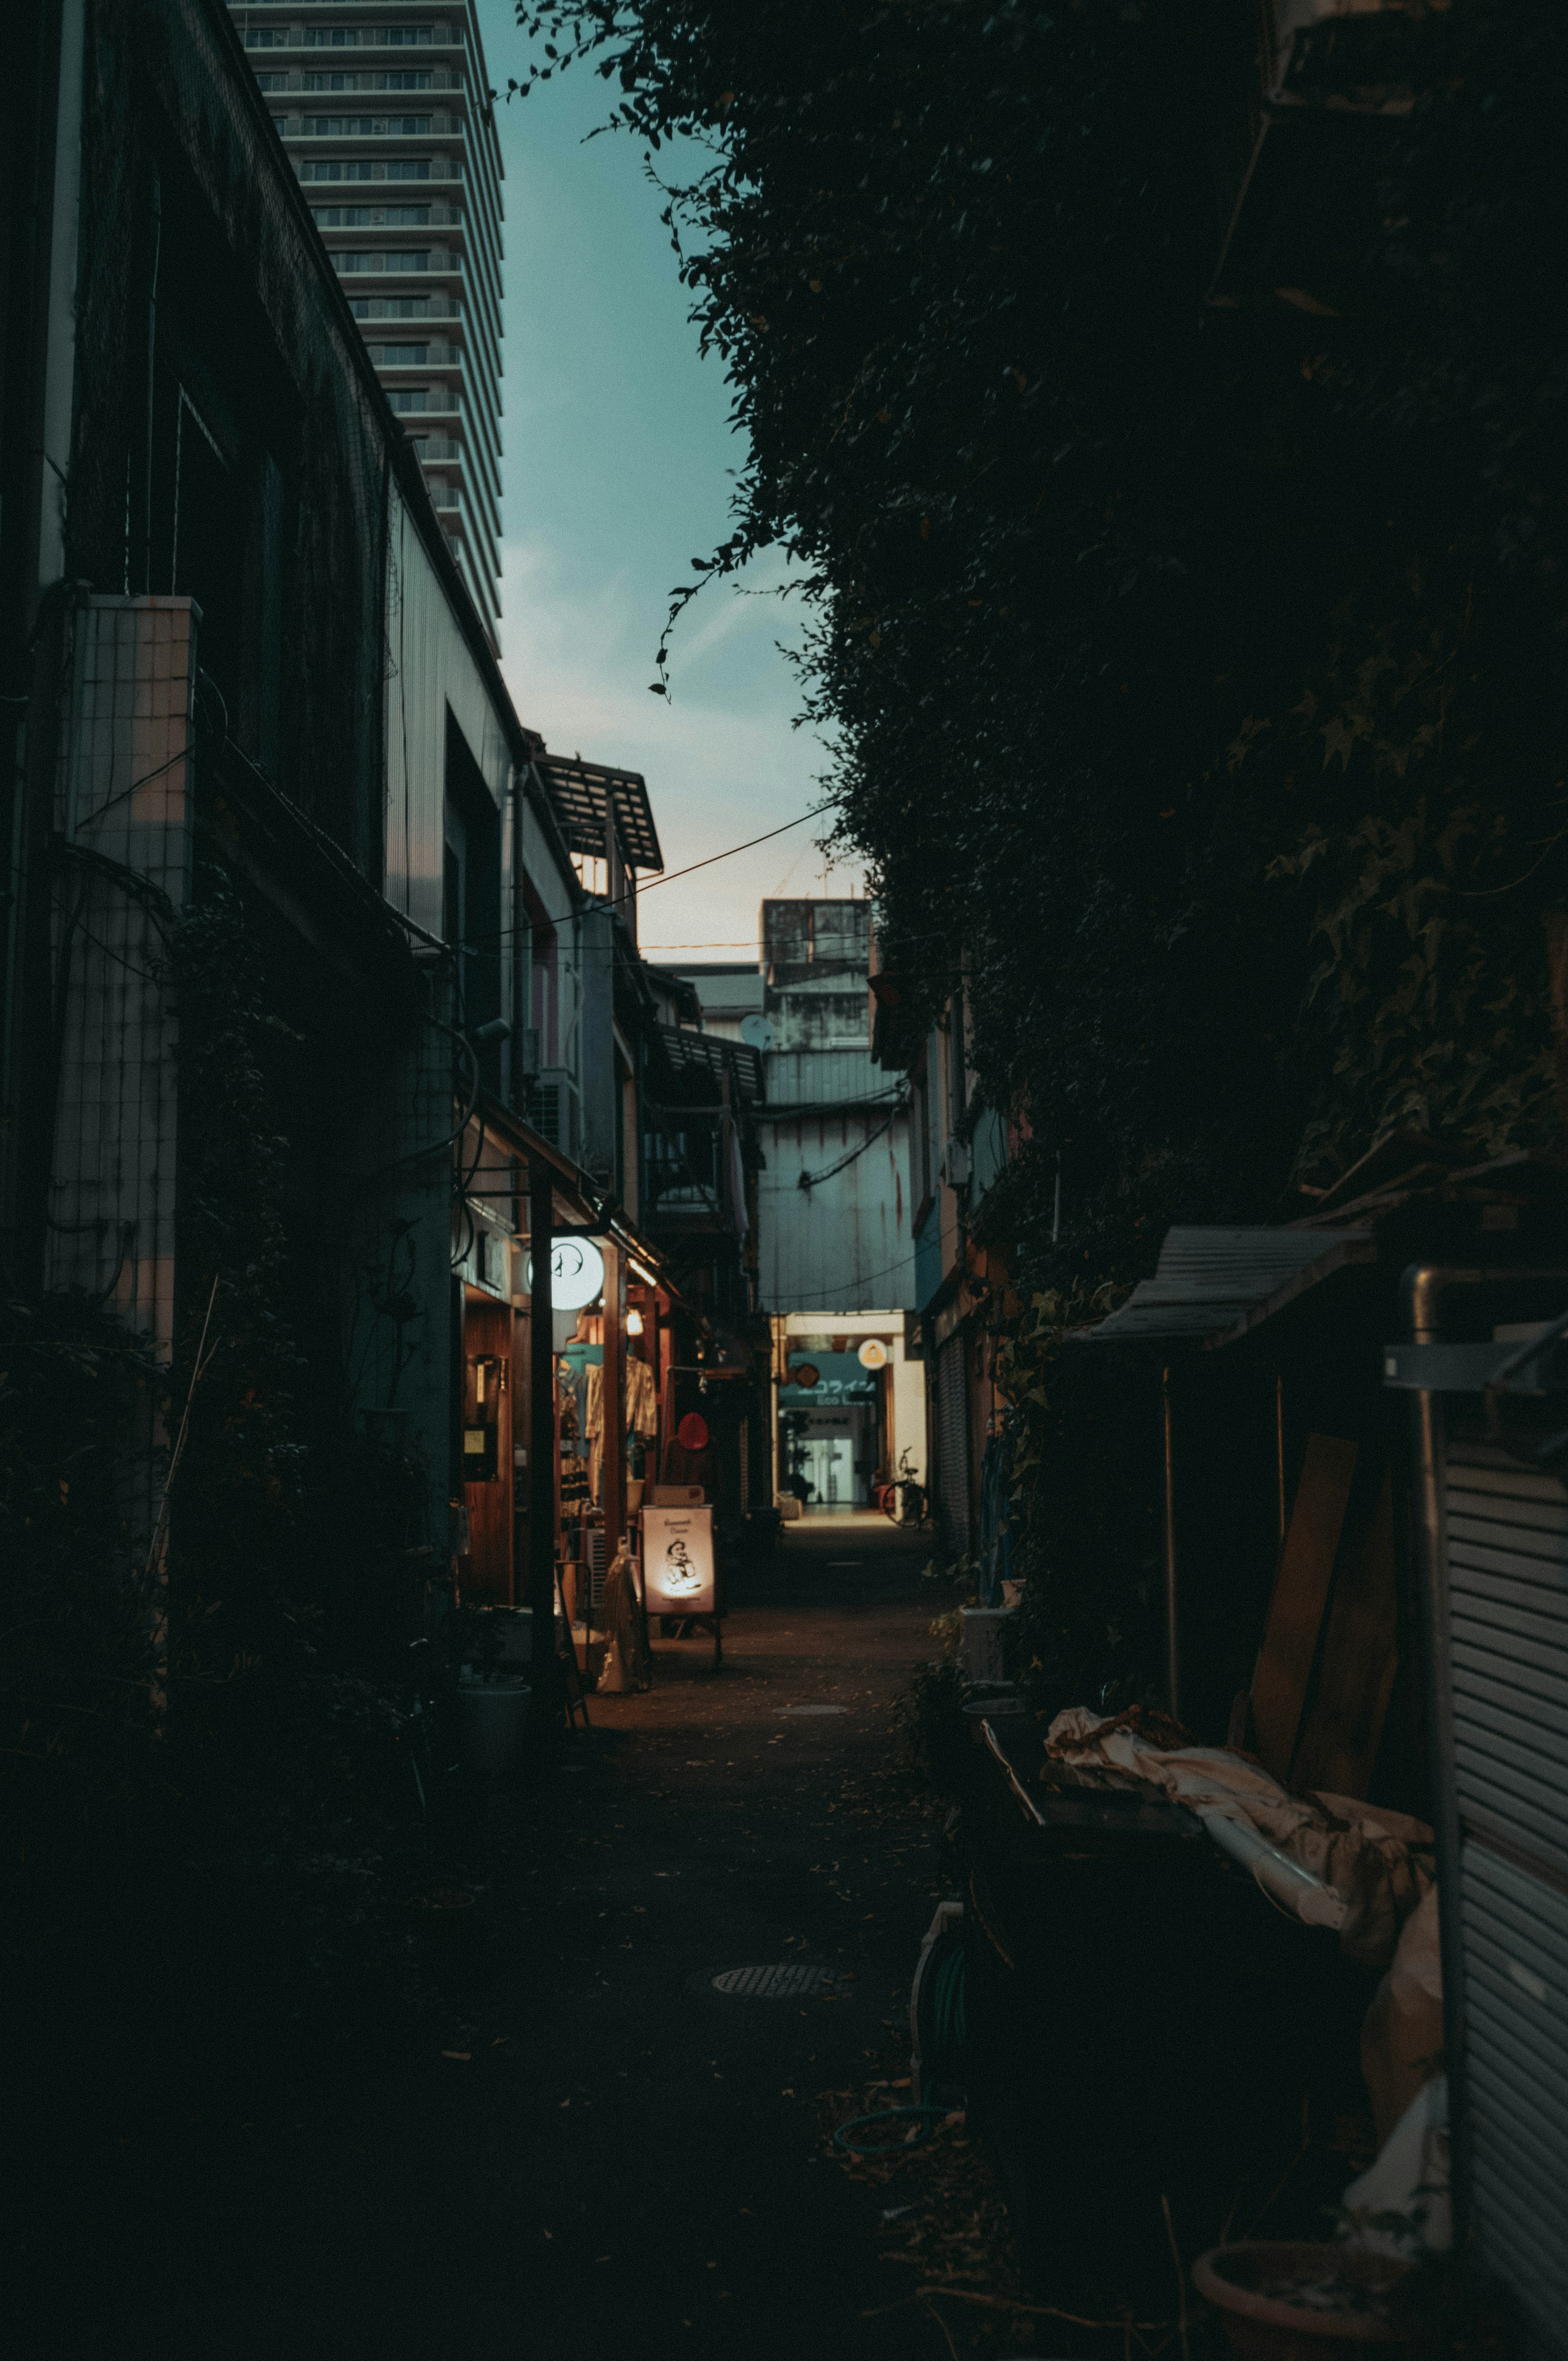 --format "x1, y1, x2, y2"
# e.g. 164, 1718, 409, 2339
460, 1285, 516, 1601
794, 1407, 872, 1509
